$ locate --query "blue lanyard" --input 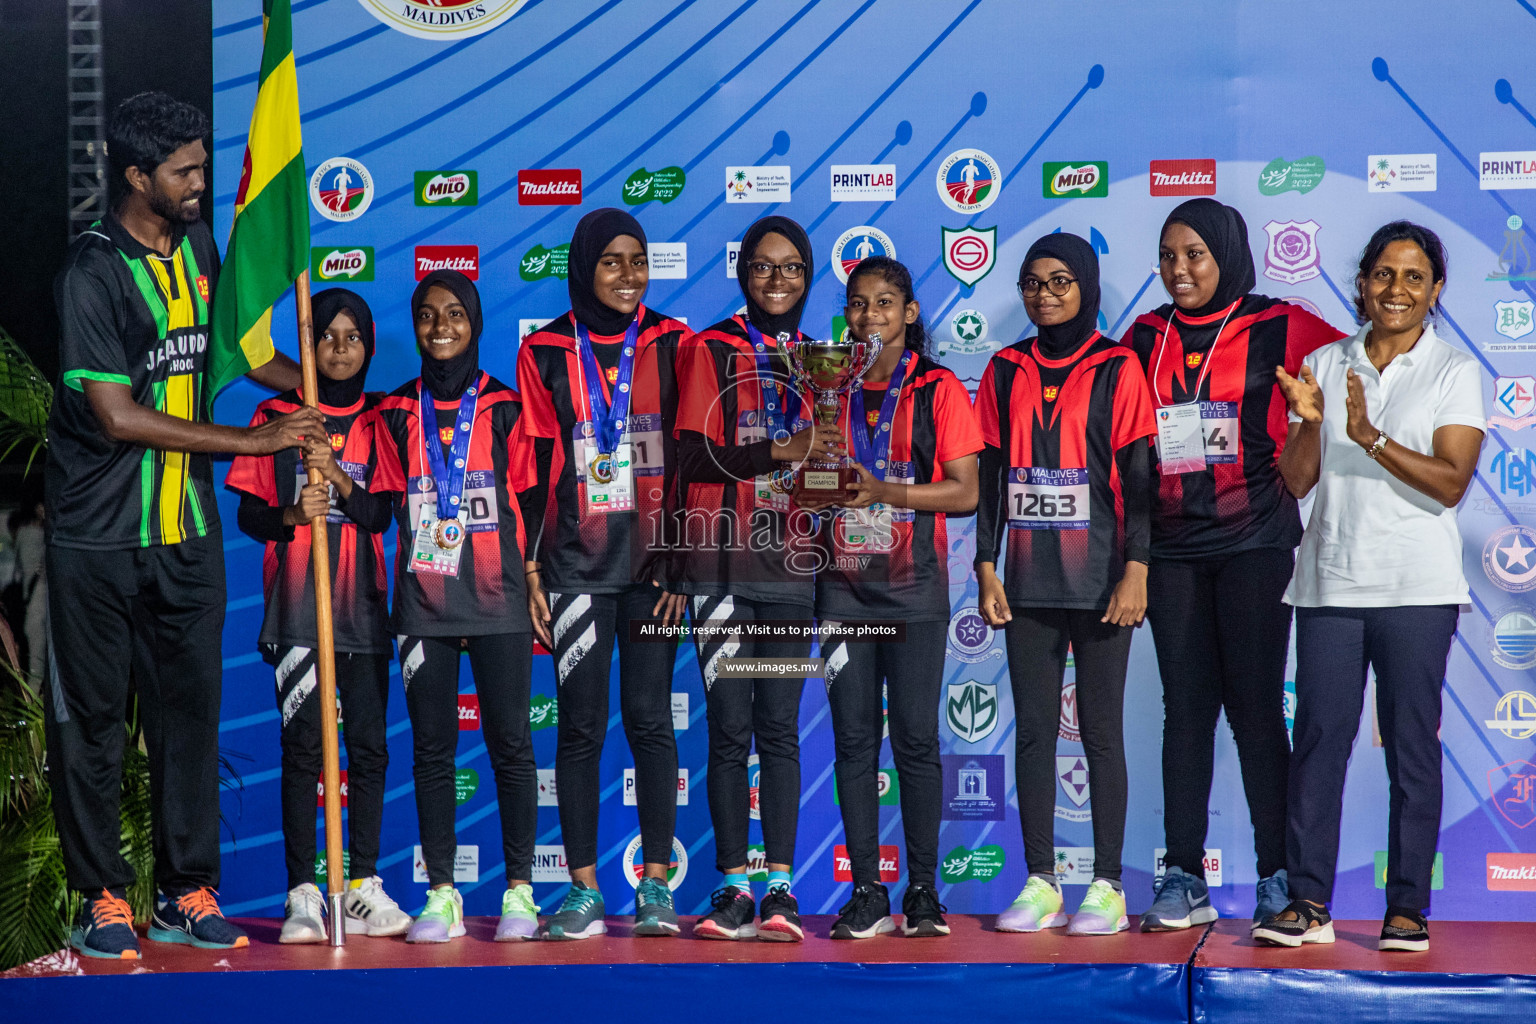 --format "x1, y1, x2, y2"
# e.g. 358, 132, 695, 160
745, 322, 802, 441
418, 377, 479, 520
848, 350, 913, 481
575, 317, 640, 454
